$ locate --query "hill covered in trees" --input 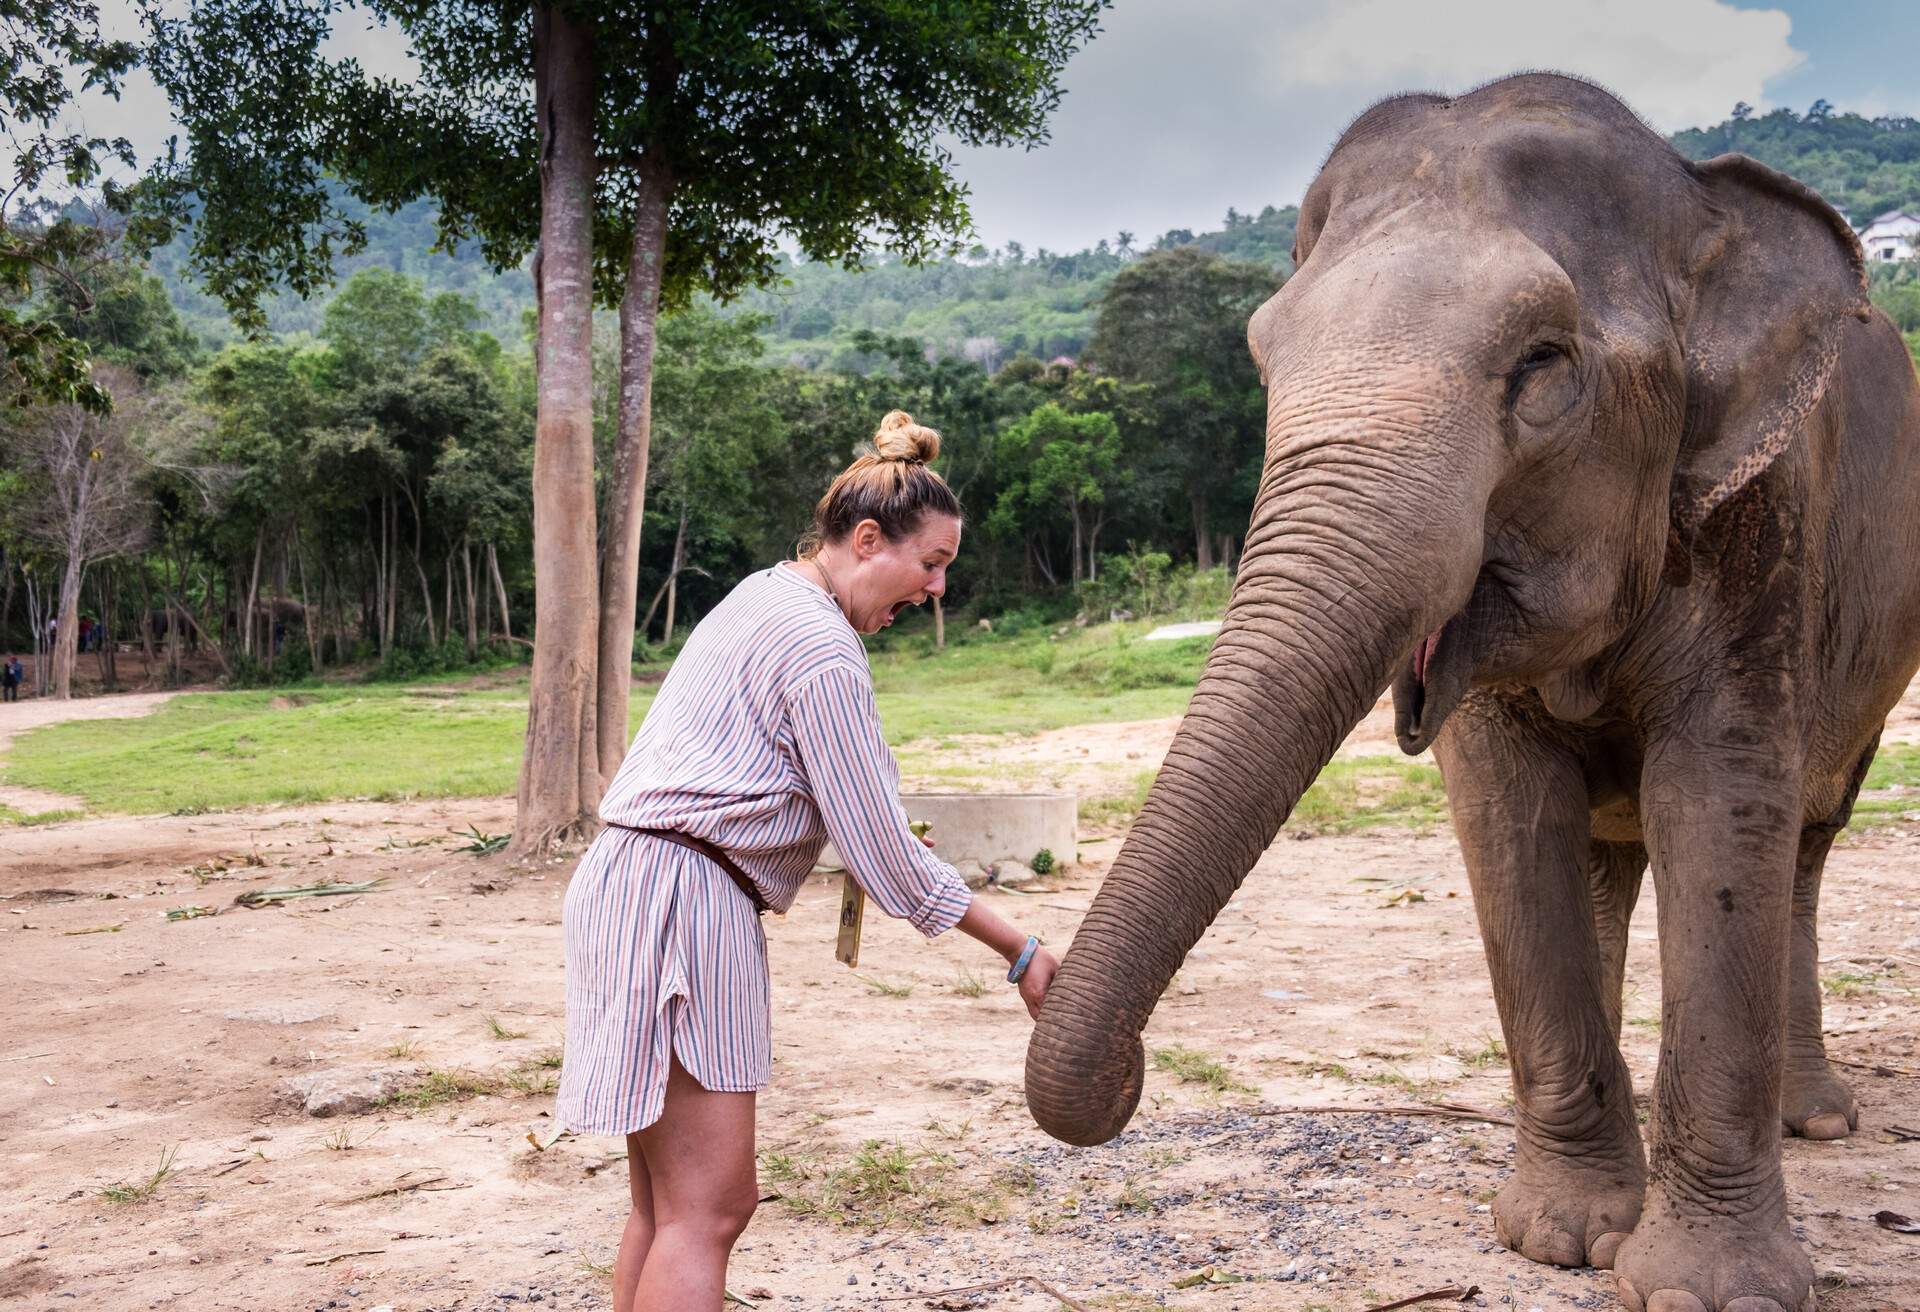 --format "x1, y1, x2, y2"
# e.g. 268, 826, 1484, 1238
150, 101, 1919, 364
1670, 101, 1920, 225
